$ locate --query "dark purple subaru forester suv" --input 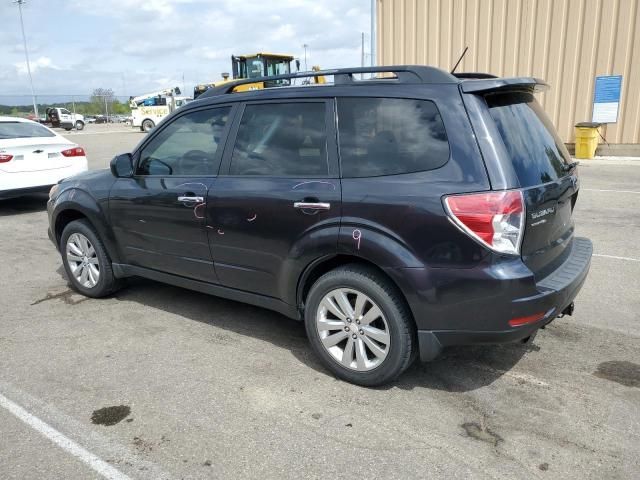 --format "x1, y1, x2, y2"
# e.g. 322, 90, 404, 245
47, 66, 592, 386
